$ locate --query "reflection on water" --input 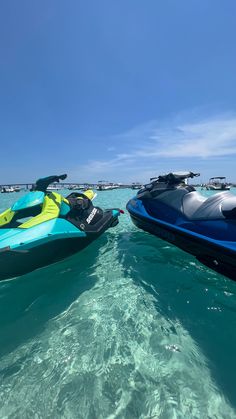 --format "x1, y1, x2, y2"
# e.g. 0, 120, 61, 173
0, 189, 236, 418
